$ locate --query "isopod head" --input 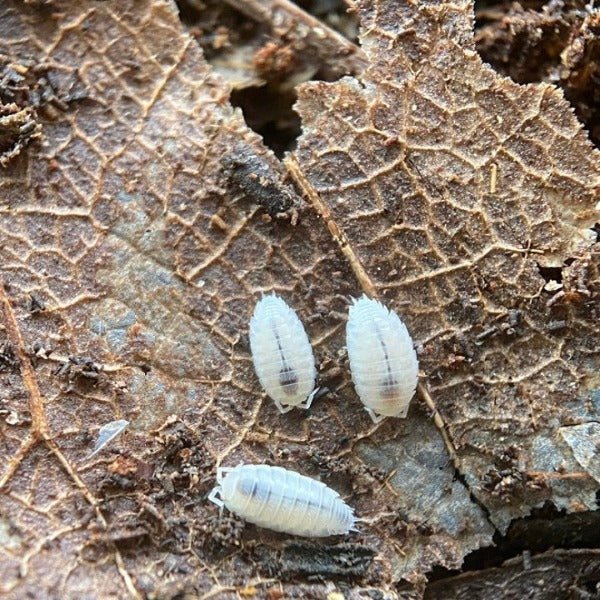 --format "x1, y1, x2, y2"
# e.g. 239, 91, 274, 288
346, 295, 419, 422
249, 294, 317, 413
